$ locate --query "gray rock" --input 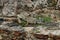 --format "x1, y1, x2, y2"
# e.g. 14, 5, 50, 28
2, 0, 17, 16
